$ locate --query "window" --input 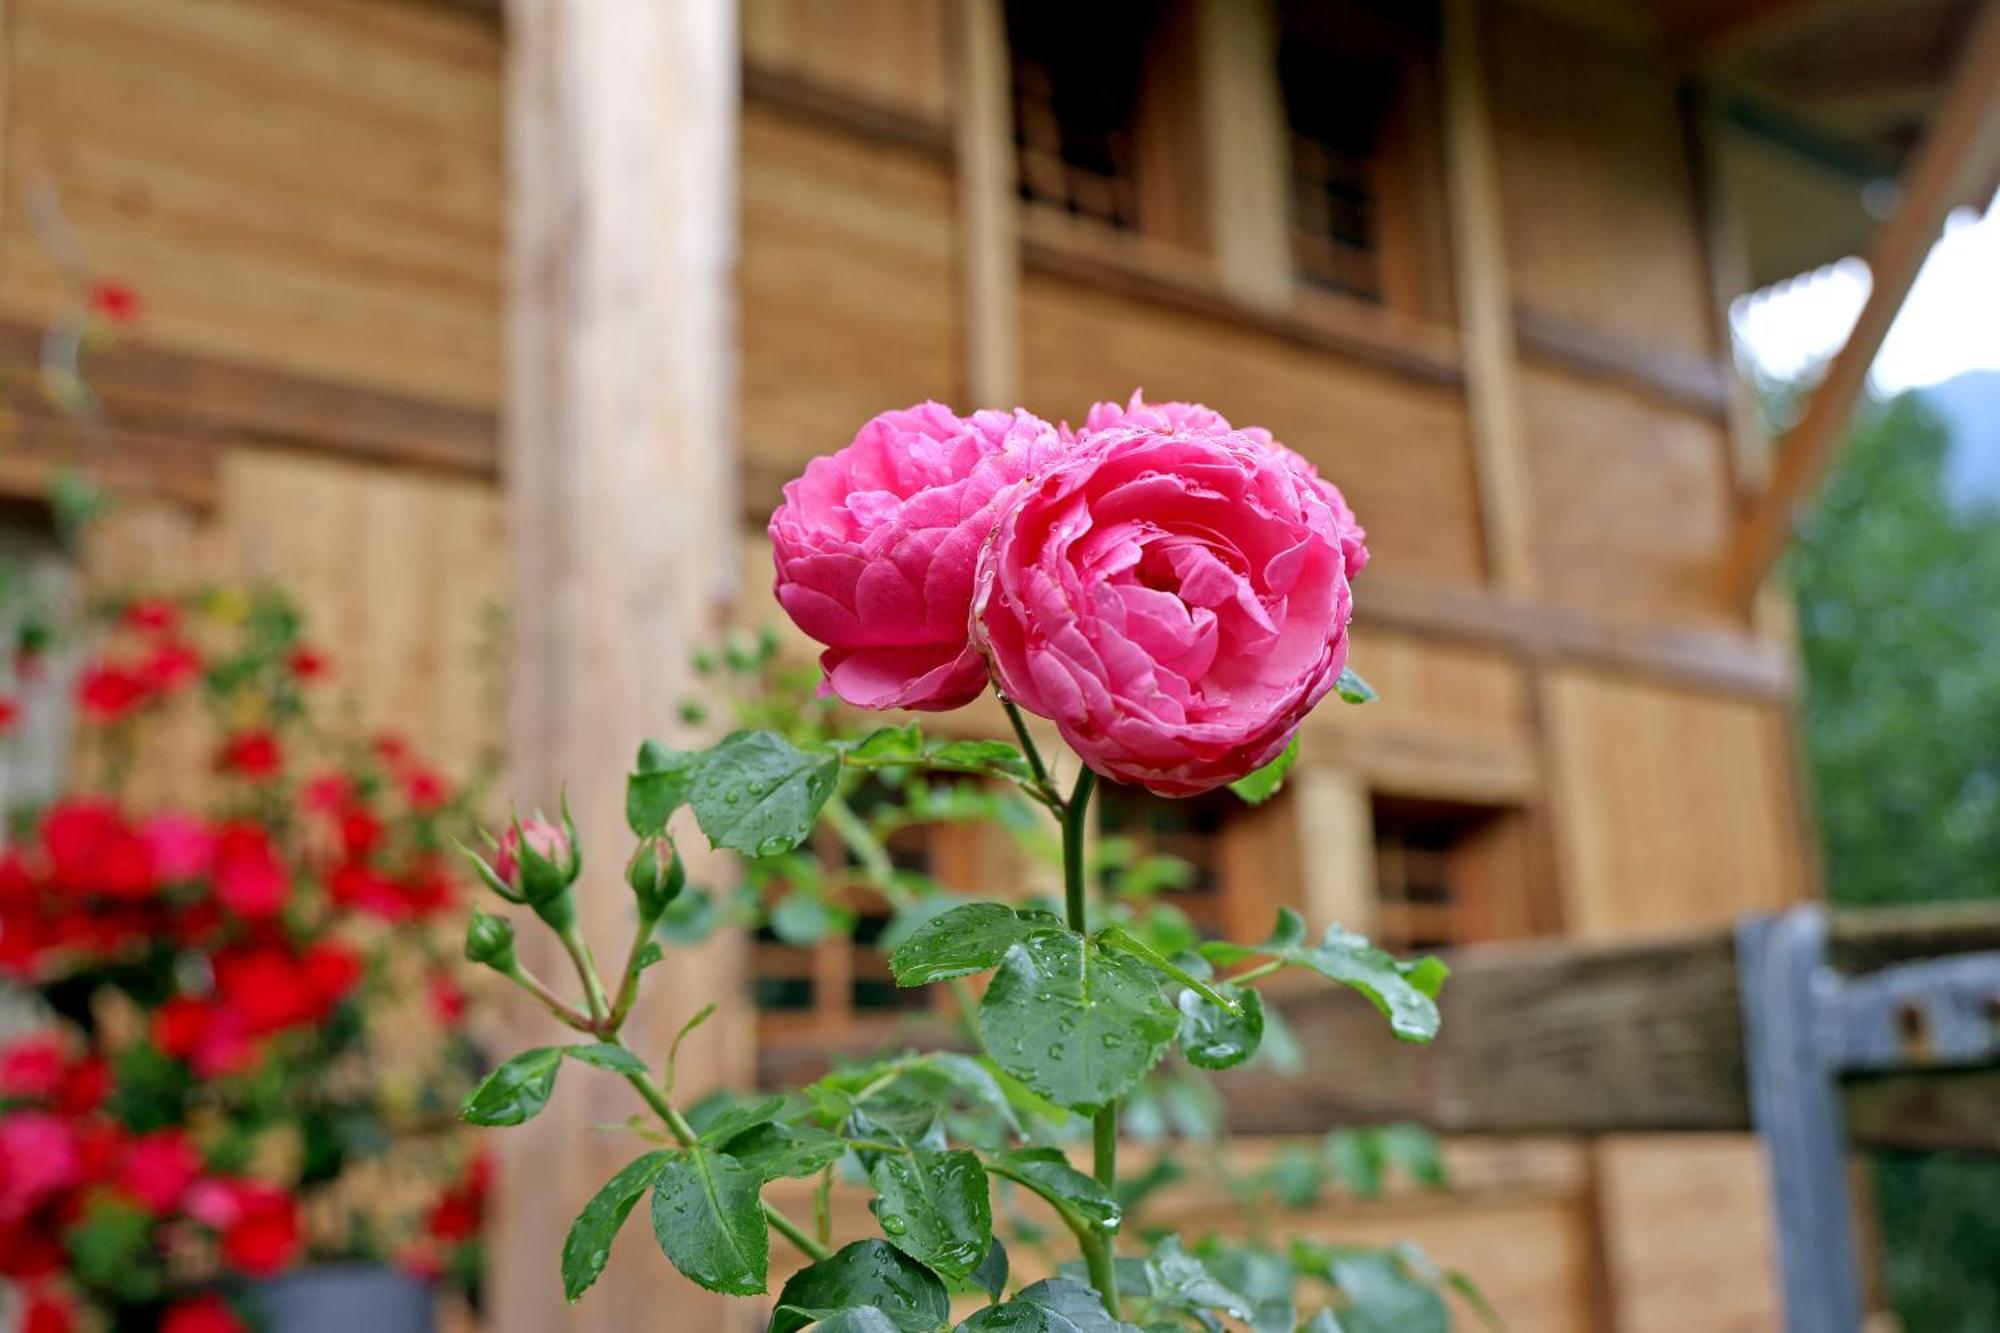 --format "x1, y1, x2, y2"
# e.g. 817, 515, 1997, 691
1370, 796, 1537, 951
1277, 1, 1449, 315
1007, 0, 1205, 248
